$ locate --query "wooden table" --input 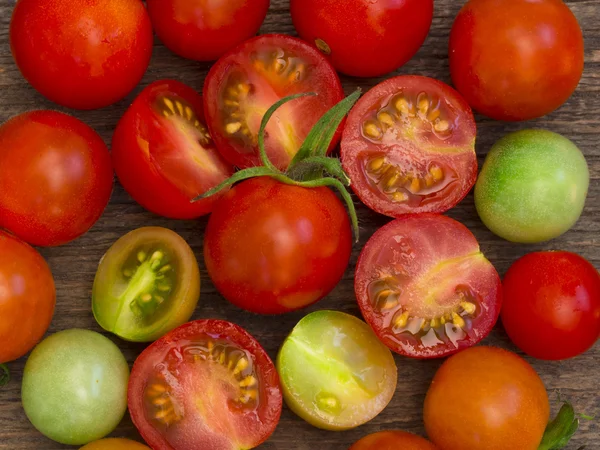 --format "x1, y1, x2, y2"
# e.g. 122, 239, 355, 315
0, 0, 598, 448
